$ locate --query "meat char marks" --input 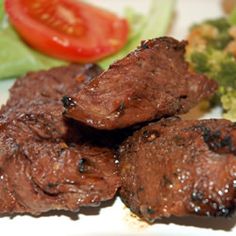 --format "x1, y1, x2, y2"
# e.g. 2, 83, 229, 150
63, 37, 217, 130
0, 64, 120, 215
119, 118, 236, 222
